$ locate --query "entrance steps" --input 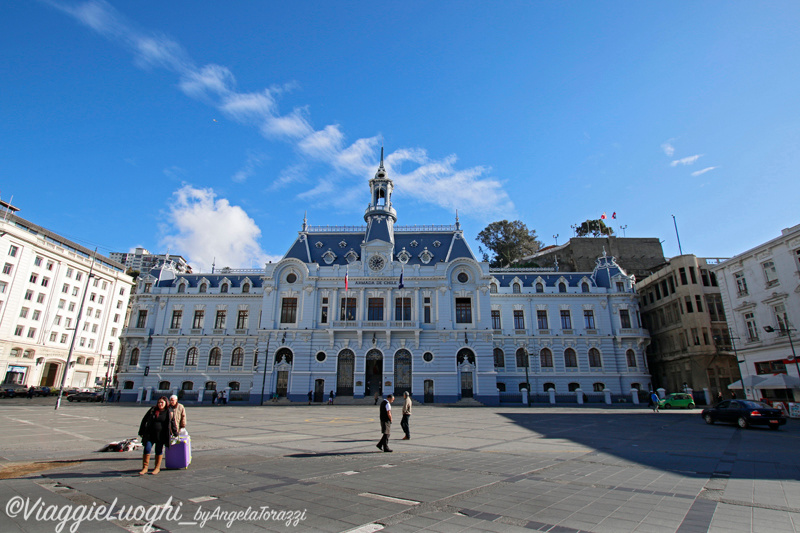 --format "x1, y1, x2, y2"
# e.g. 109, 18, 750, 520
449, 397, 485, 407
